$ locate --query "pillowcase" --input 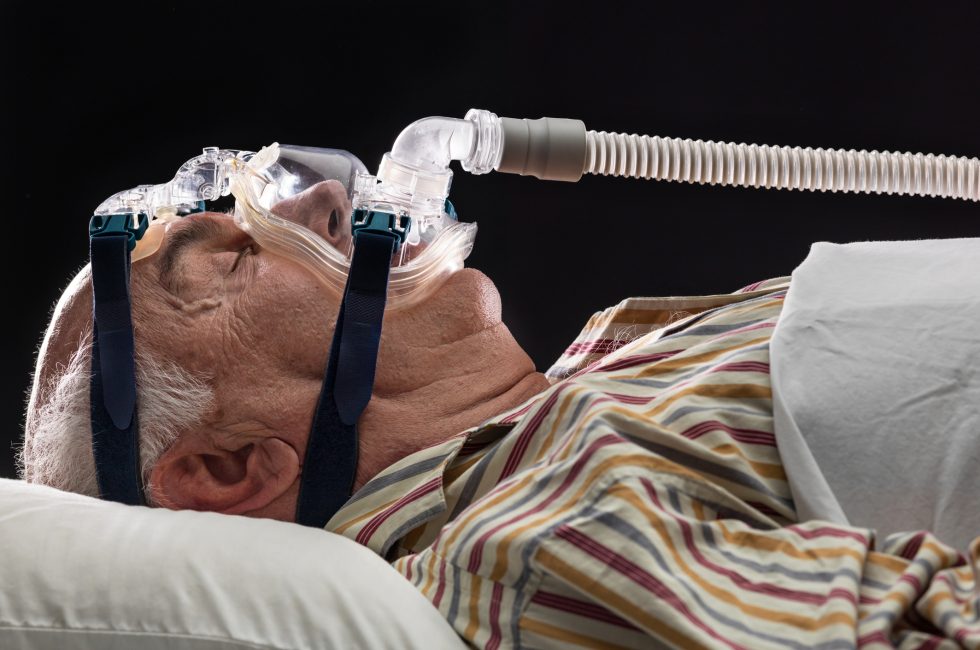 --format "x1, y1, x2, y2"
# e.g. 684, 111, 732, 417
0, 478, 465, 649
771, 238, 980, 551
